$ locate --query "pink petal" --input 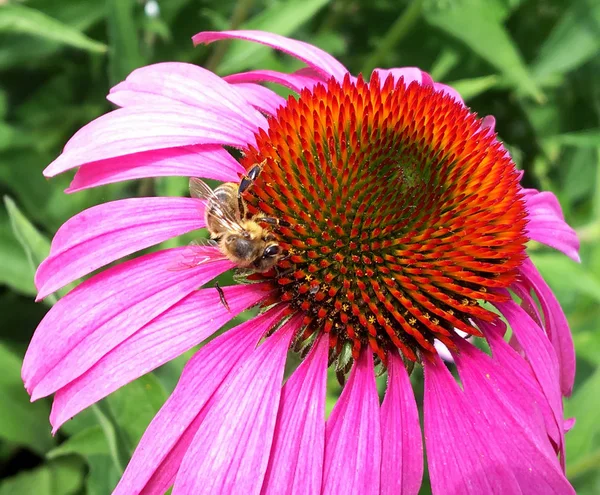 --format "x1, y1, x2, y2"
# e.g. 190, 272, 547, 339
50, 283, 272, 432
495, 298, 566, 463
477, 318, 560, 448
380, 351, 423, 495
453, 340, 572, 490
172, 314, 300, 495
67, 145, 244, 193
433, 82, 465, 104
45, 104, 258, 177
373, 68, 465, 106
323, 350, 381, 495
480, 115, 497, 135
227, 83, 286, 115
453, 338, 556, 457
516, 258, 575, 397
373, 68, 427, 86
524, 189, 580, 262
261, 334, 329, 495
108, 62, 266, 130
192, 30, 348, 81
113, 305, 288, 495
564, 418, 576, 433
424, 353, 520, 494
23, 247, 233, 400
424, 353, 574, 494
35, 197, 205, 300
224, 69, 321, 93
